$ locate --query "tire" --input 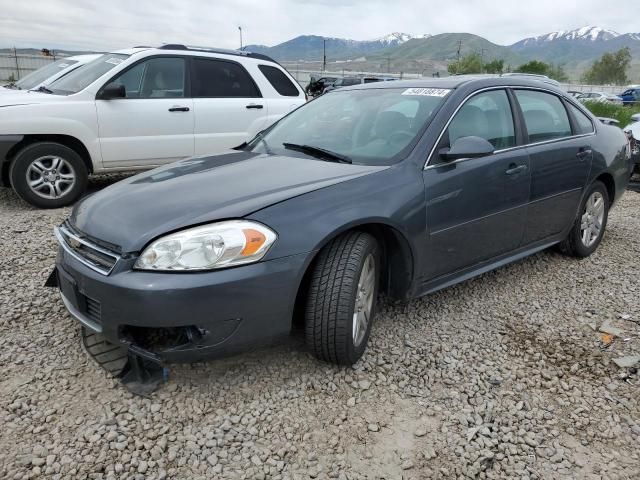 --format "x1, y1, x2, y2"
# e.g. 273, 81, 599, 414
559, 181, 609, 258
305, 231, 379, 365
9, 142, 88, 208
